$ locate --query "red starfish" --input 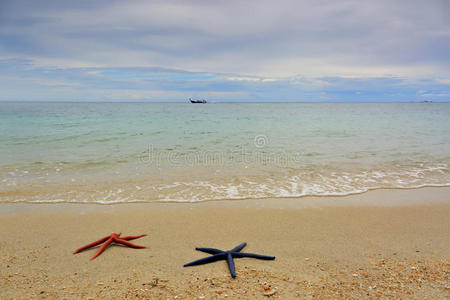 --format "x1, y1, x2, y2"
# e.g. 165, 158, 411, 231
73, 233, 147, 260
